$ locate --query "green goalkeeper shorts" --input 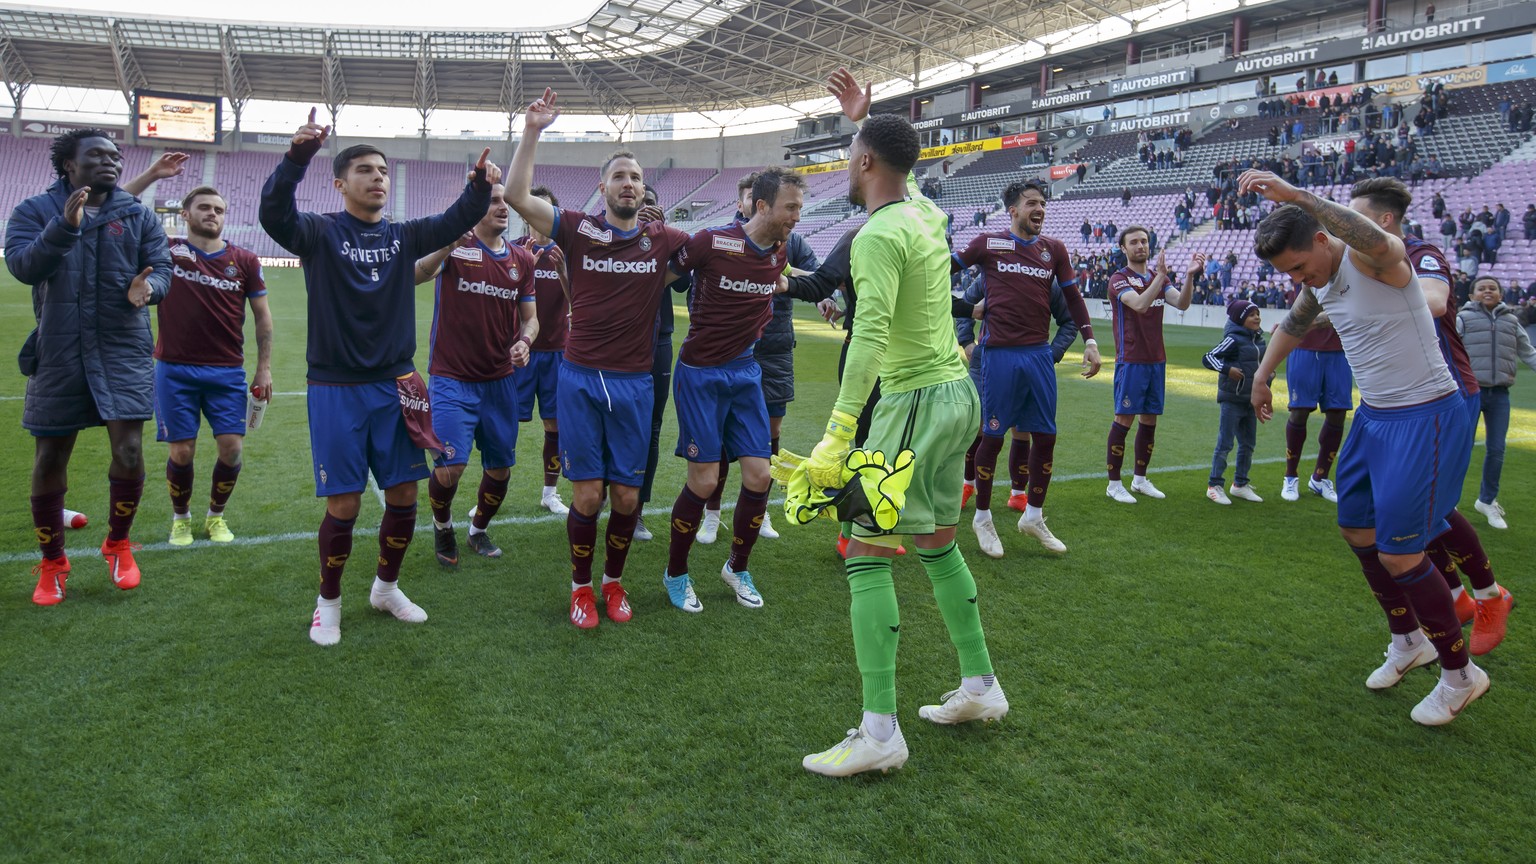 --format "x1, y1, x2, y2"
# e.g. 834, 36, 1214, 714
852, 376, 980, 540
